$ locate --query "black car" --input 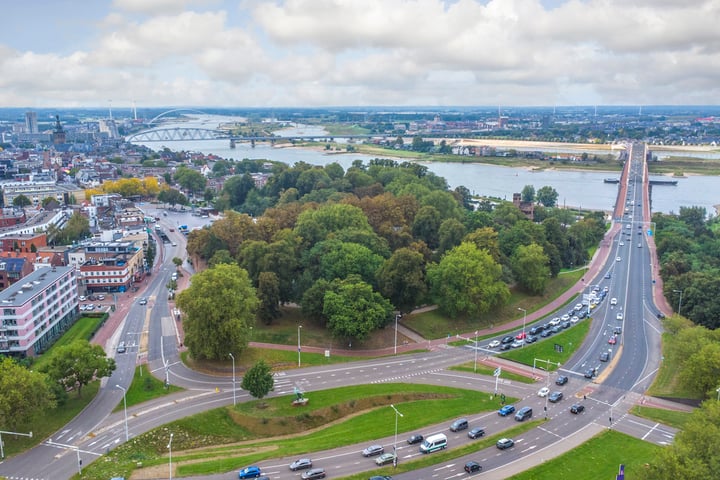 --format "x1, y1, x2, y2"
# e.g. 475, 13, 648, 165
548, 391, 563, 403
584, 368, 595, 378
600, 352, 610, 362
604, 272, 611, 279
540, 330, 552, 338
501, 335, 514, 344
529, 325, 544, 335
555, 375, 568, 386
407, 434, 423, 445
613, 326, 622, 335
464, 461, 482, 473
467, 427, 485, 439
570, 404, 585, 414
301, 468, 326, 480
289, 459, 313, 471
577, 310, 588, 319
499, 343, 512, 351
